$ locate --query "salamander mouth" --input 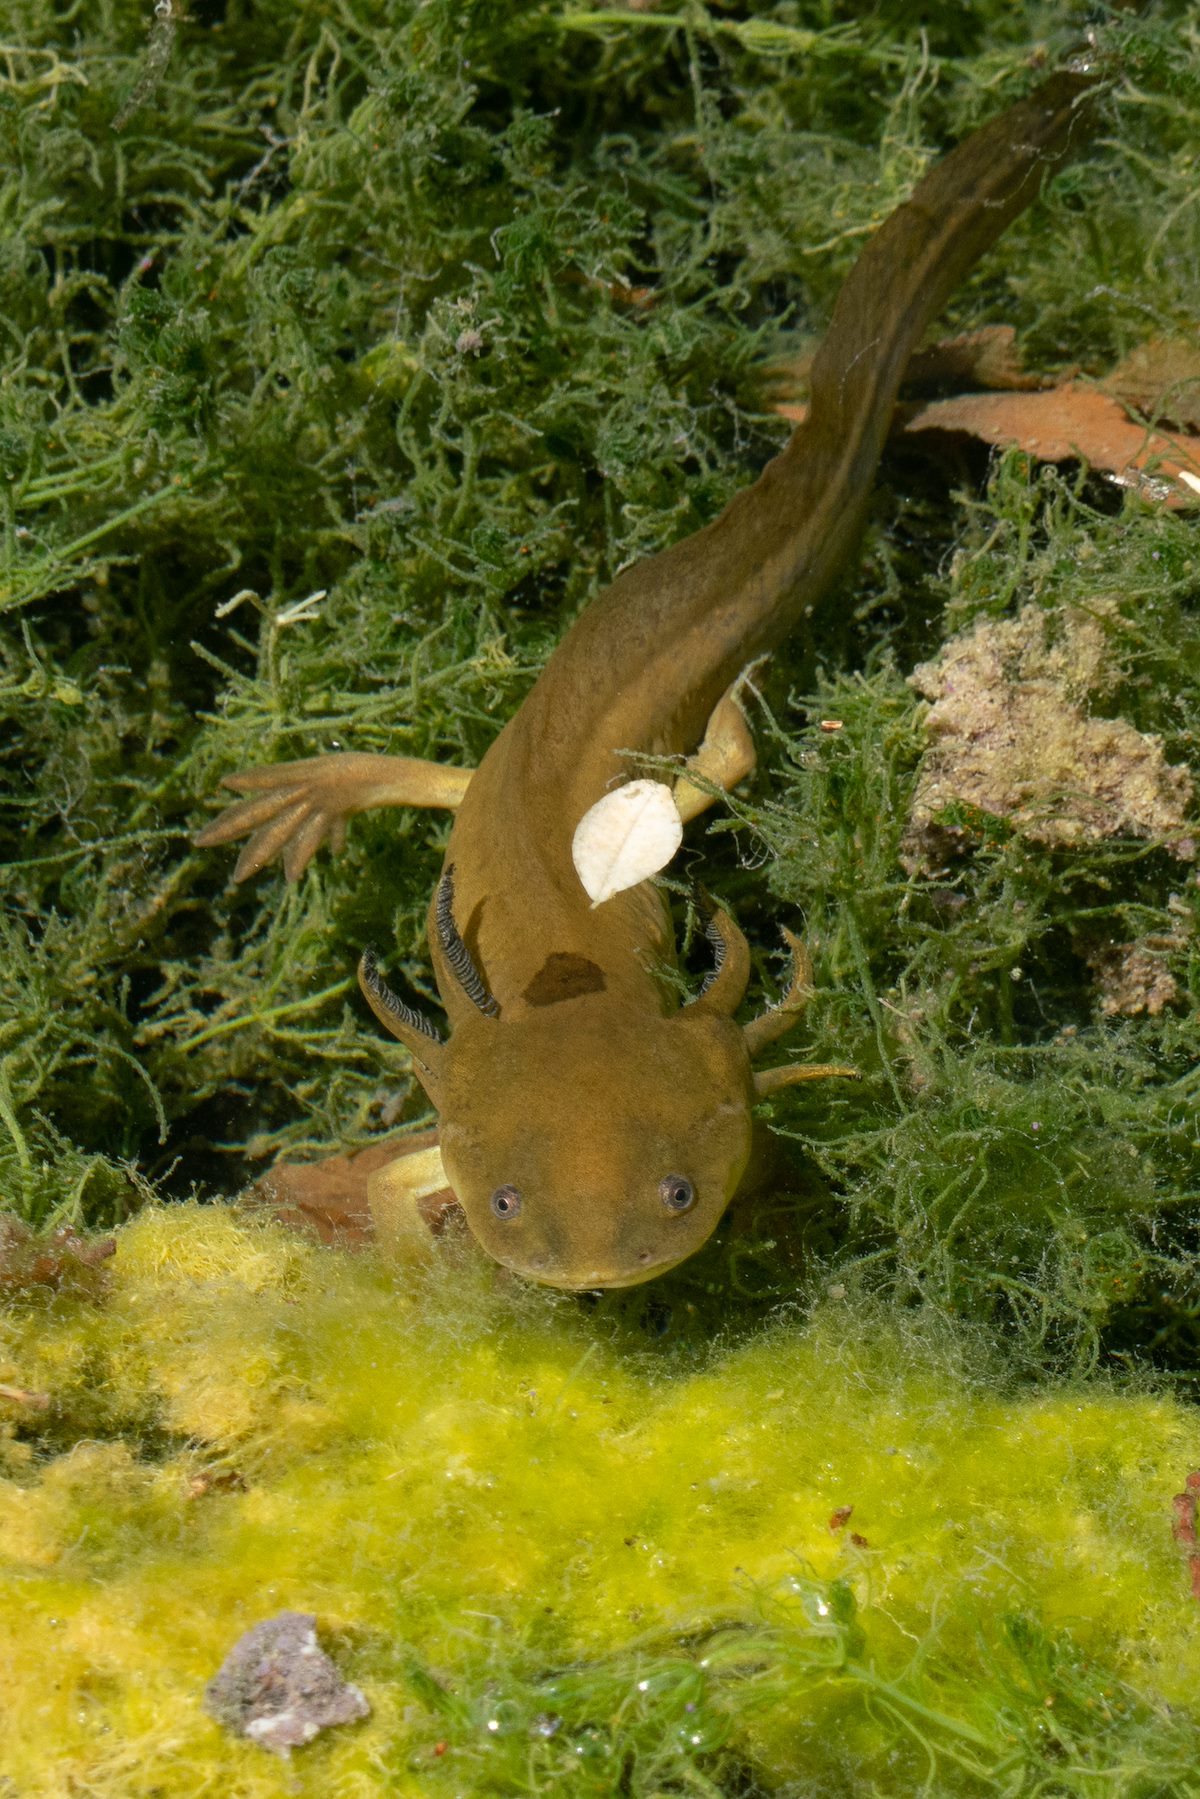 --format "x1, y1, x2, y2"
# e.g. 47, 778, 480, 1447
501, 1247, 696, 1292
